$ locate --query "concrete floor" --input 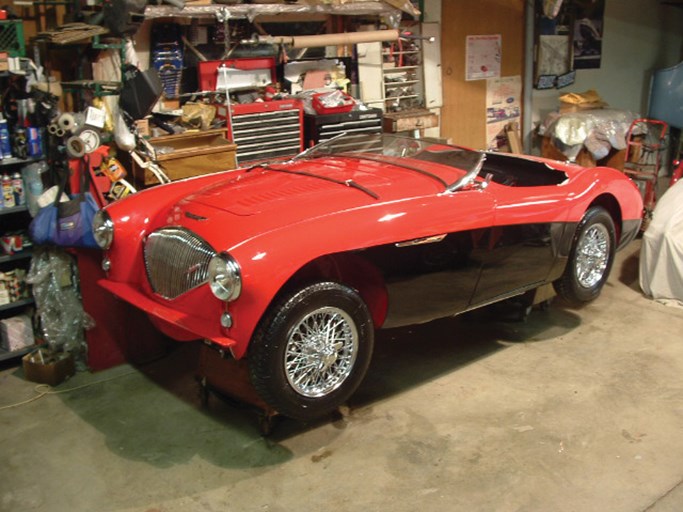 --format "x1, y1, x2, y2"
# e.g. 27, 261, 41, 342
1, 239, 683, 512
